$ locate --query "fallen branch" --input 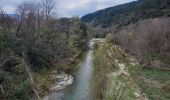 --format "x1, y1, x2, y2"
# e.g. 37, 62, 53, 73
22, 59, 41, 100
